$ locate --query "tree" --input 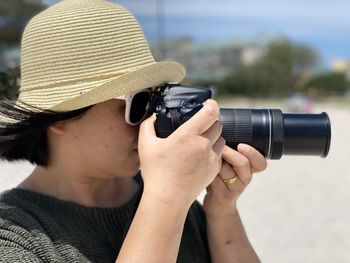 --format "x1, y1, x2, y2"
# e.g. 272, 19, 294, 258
218, 38, 319, 97
0, 0, 46, 99
305, 72, 350, 96
0, 0, 46, 44
0, 67, 20, 100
